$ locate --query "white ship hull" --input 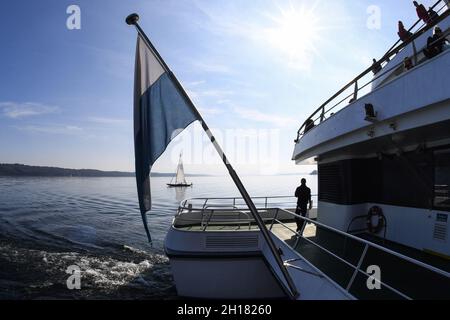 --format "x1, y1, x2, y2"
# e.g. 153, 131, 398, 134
165, 215, 352, 300
167, 255, 286, 299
